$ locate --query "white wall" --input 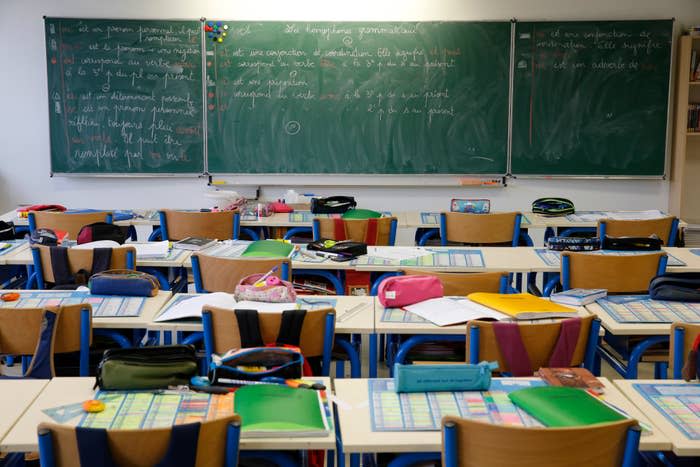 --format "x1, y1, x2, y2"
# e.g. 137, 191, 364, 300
1, 0, 698, 217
